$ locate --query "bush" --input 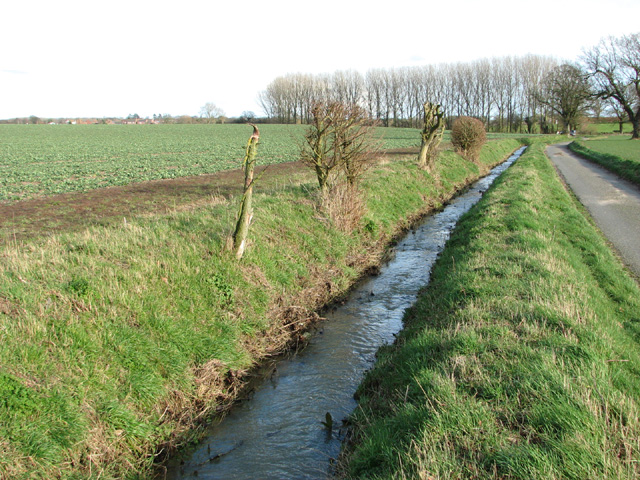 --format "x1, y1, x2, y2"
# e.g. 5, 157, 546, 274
451, 116, 487, 162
